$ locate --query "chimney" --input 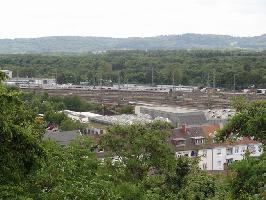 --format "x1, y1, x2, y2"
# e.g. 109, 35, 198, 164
181, 124, 187, 133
